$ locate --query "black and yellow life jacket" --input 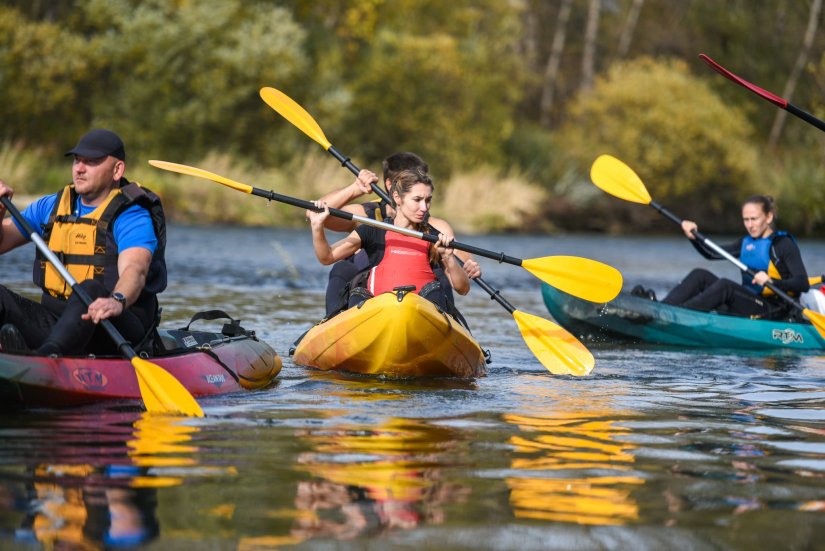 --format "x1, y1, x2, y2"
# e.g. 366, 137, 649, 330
33, 180, 168, 300
362, 200, 390, 222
